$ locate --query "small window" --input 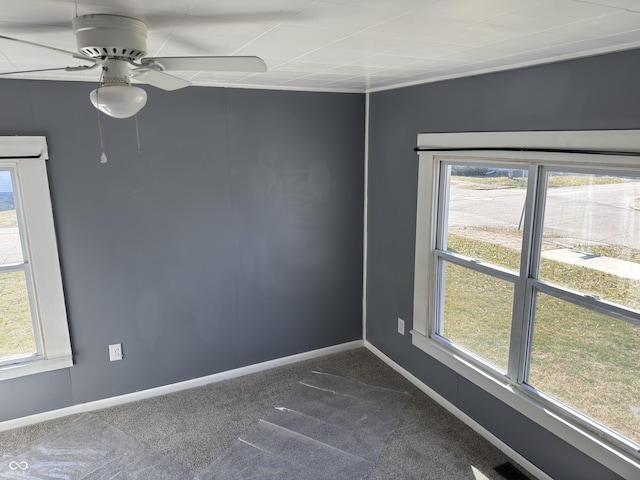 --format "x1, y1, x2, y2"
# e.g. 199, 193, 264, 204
0, 137, 72, 380
412, 131, 640, 479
